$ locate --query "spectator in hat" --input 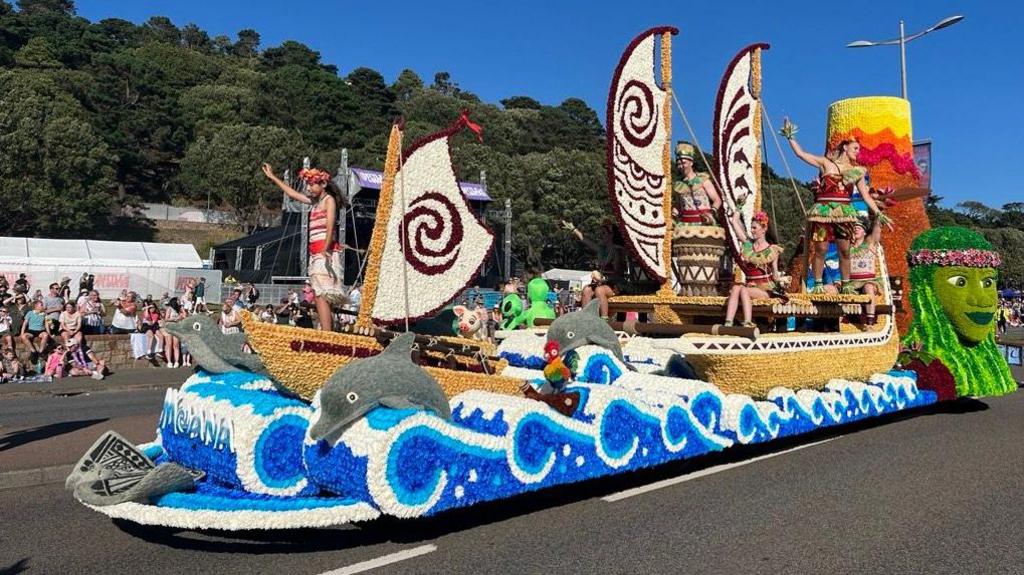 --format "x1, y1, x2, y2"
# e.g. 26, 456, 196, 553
58, 277, 72, 301
13, 273, 28, 295
66, 339, 106, 379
